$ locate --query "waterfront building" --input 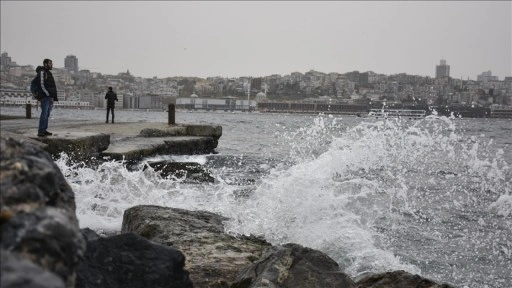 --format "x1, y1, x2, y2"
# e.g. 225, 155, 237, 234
176, 97, 256, 111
